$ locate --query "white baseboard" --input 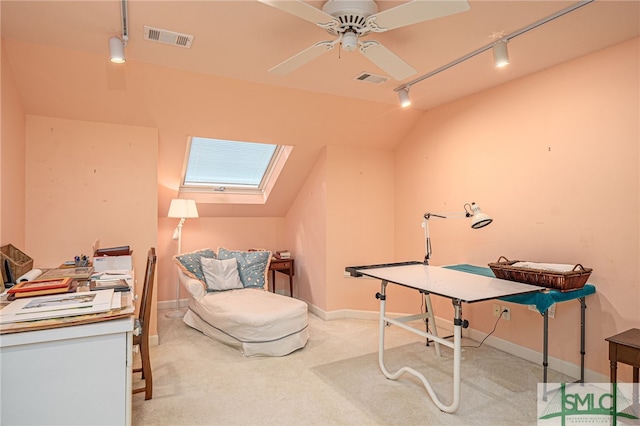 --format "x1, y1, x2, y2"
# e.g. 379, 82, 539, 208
308, 304, 608, 383
158, 298, 189, 311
